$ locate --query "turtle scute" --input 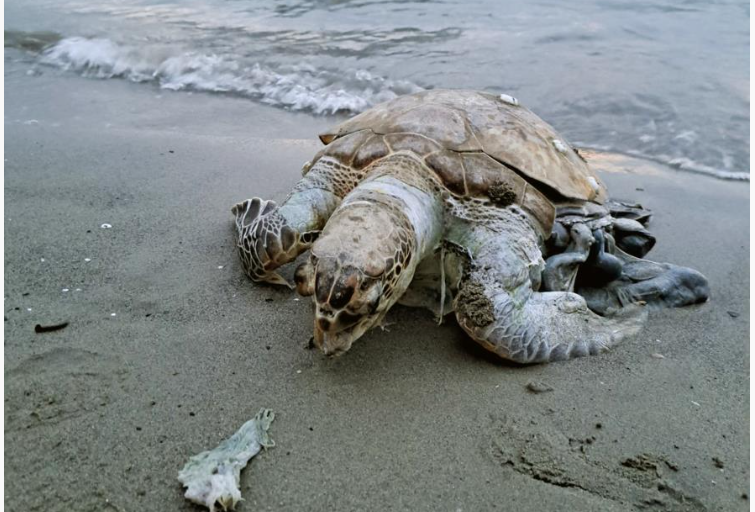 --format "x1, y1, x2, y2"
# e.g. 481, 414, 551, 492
319, 89, 607, 204
352, 134, 391, 170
